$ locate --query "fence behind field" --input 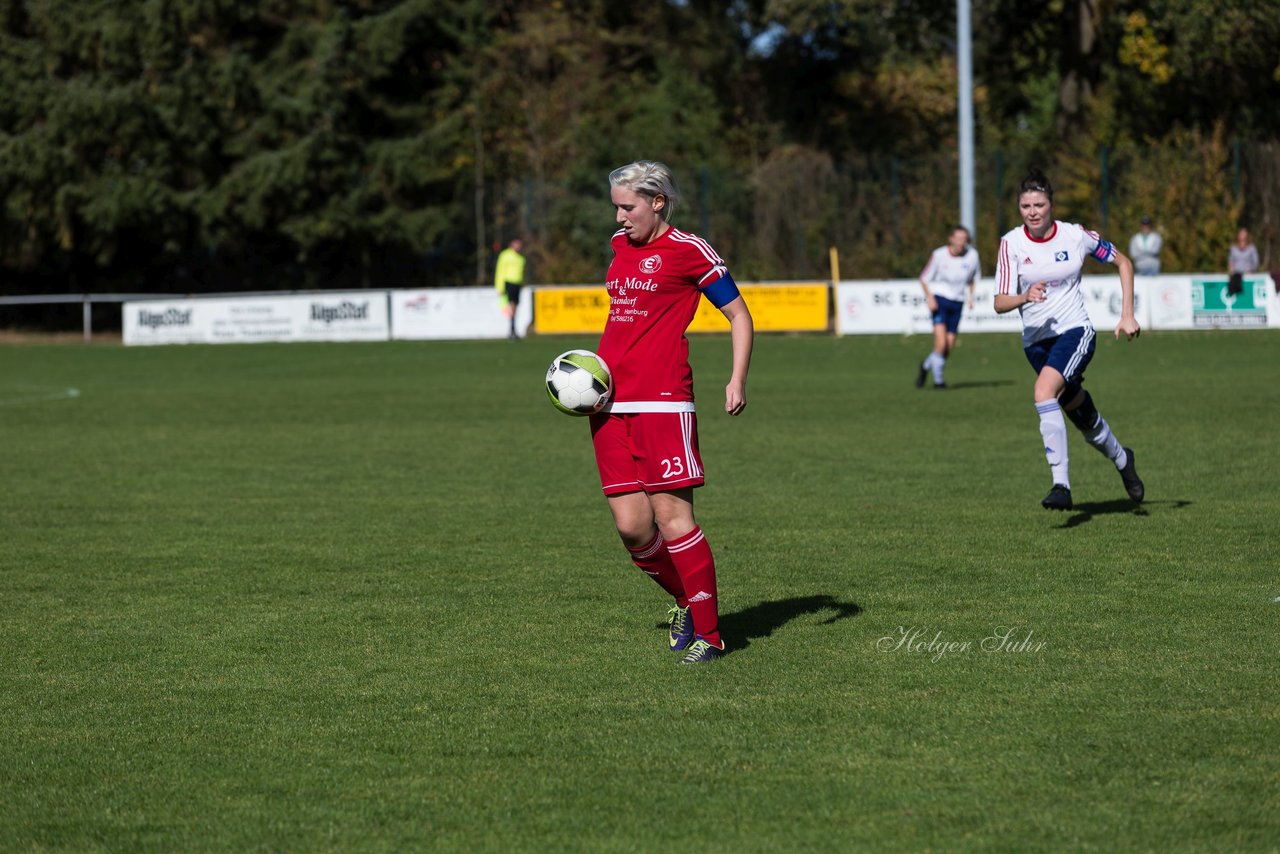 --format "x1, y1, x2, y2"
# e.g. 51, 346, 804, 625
5, 274, 1276, 345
